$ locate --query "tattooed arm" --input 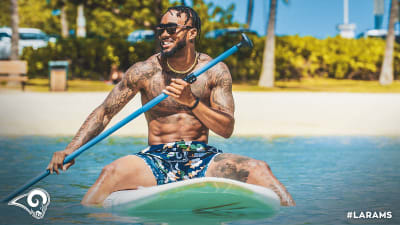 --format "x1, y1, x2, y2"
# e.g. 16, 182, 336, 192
194, 63, 234, 138
164, 62, 235, 138
47, 63, 143, 174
